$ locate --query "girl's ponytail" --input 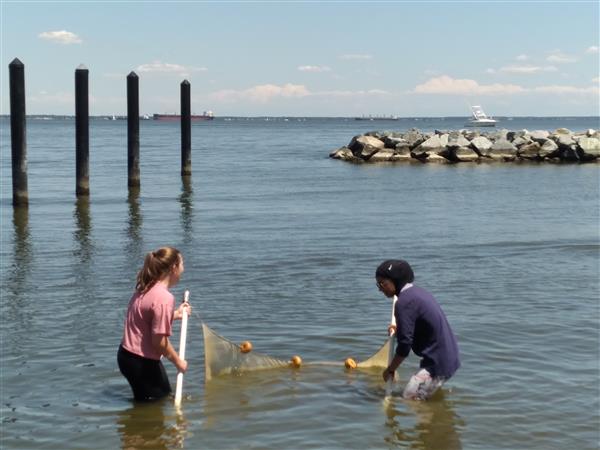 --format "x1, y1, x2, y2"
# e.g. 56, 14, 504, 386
135, 246, 181, 294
